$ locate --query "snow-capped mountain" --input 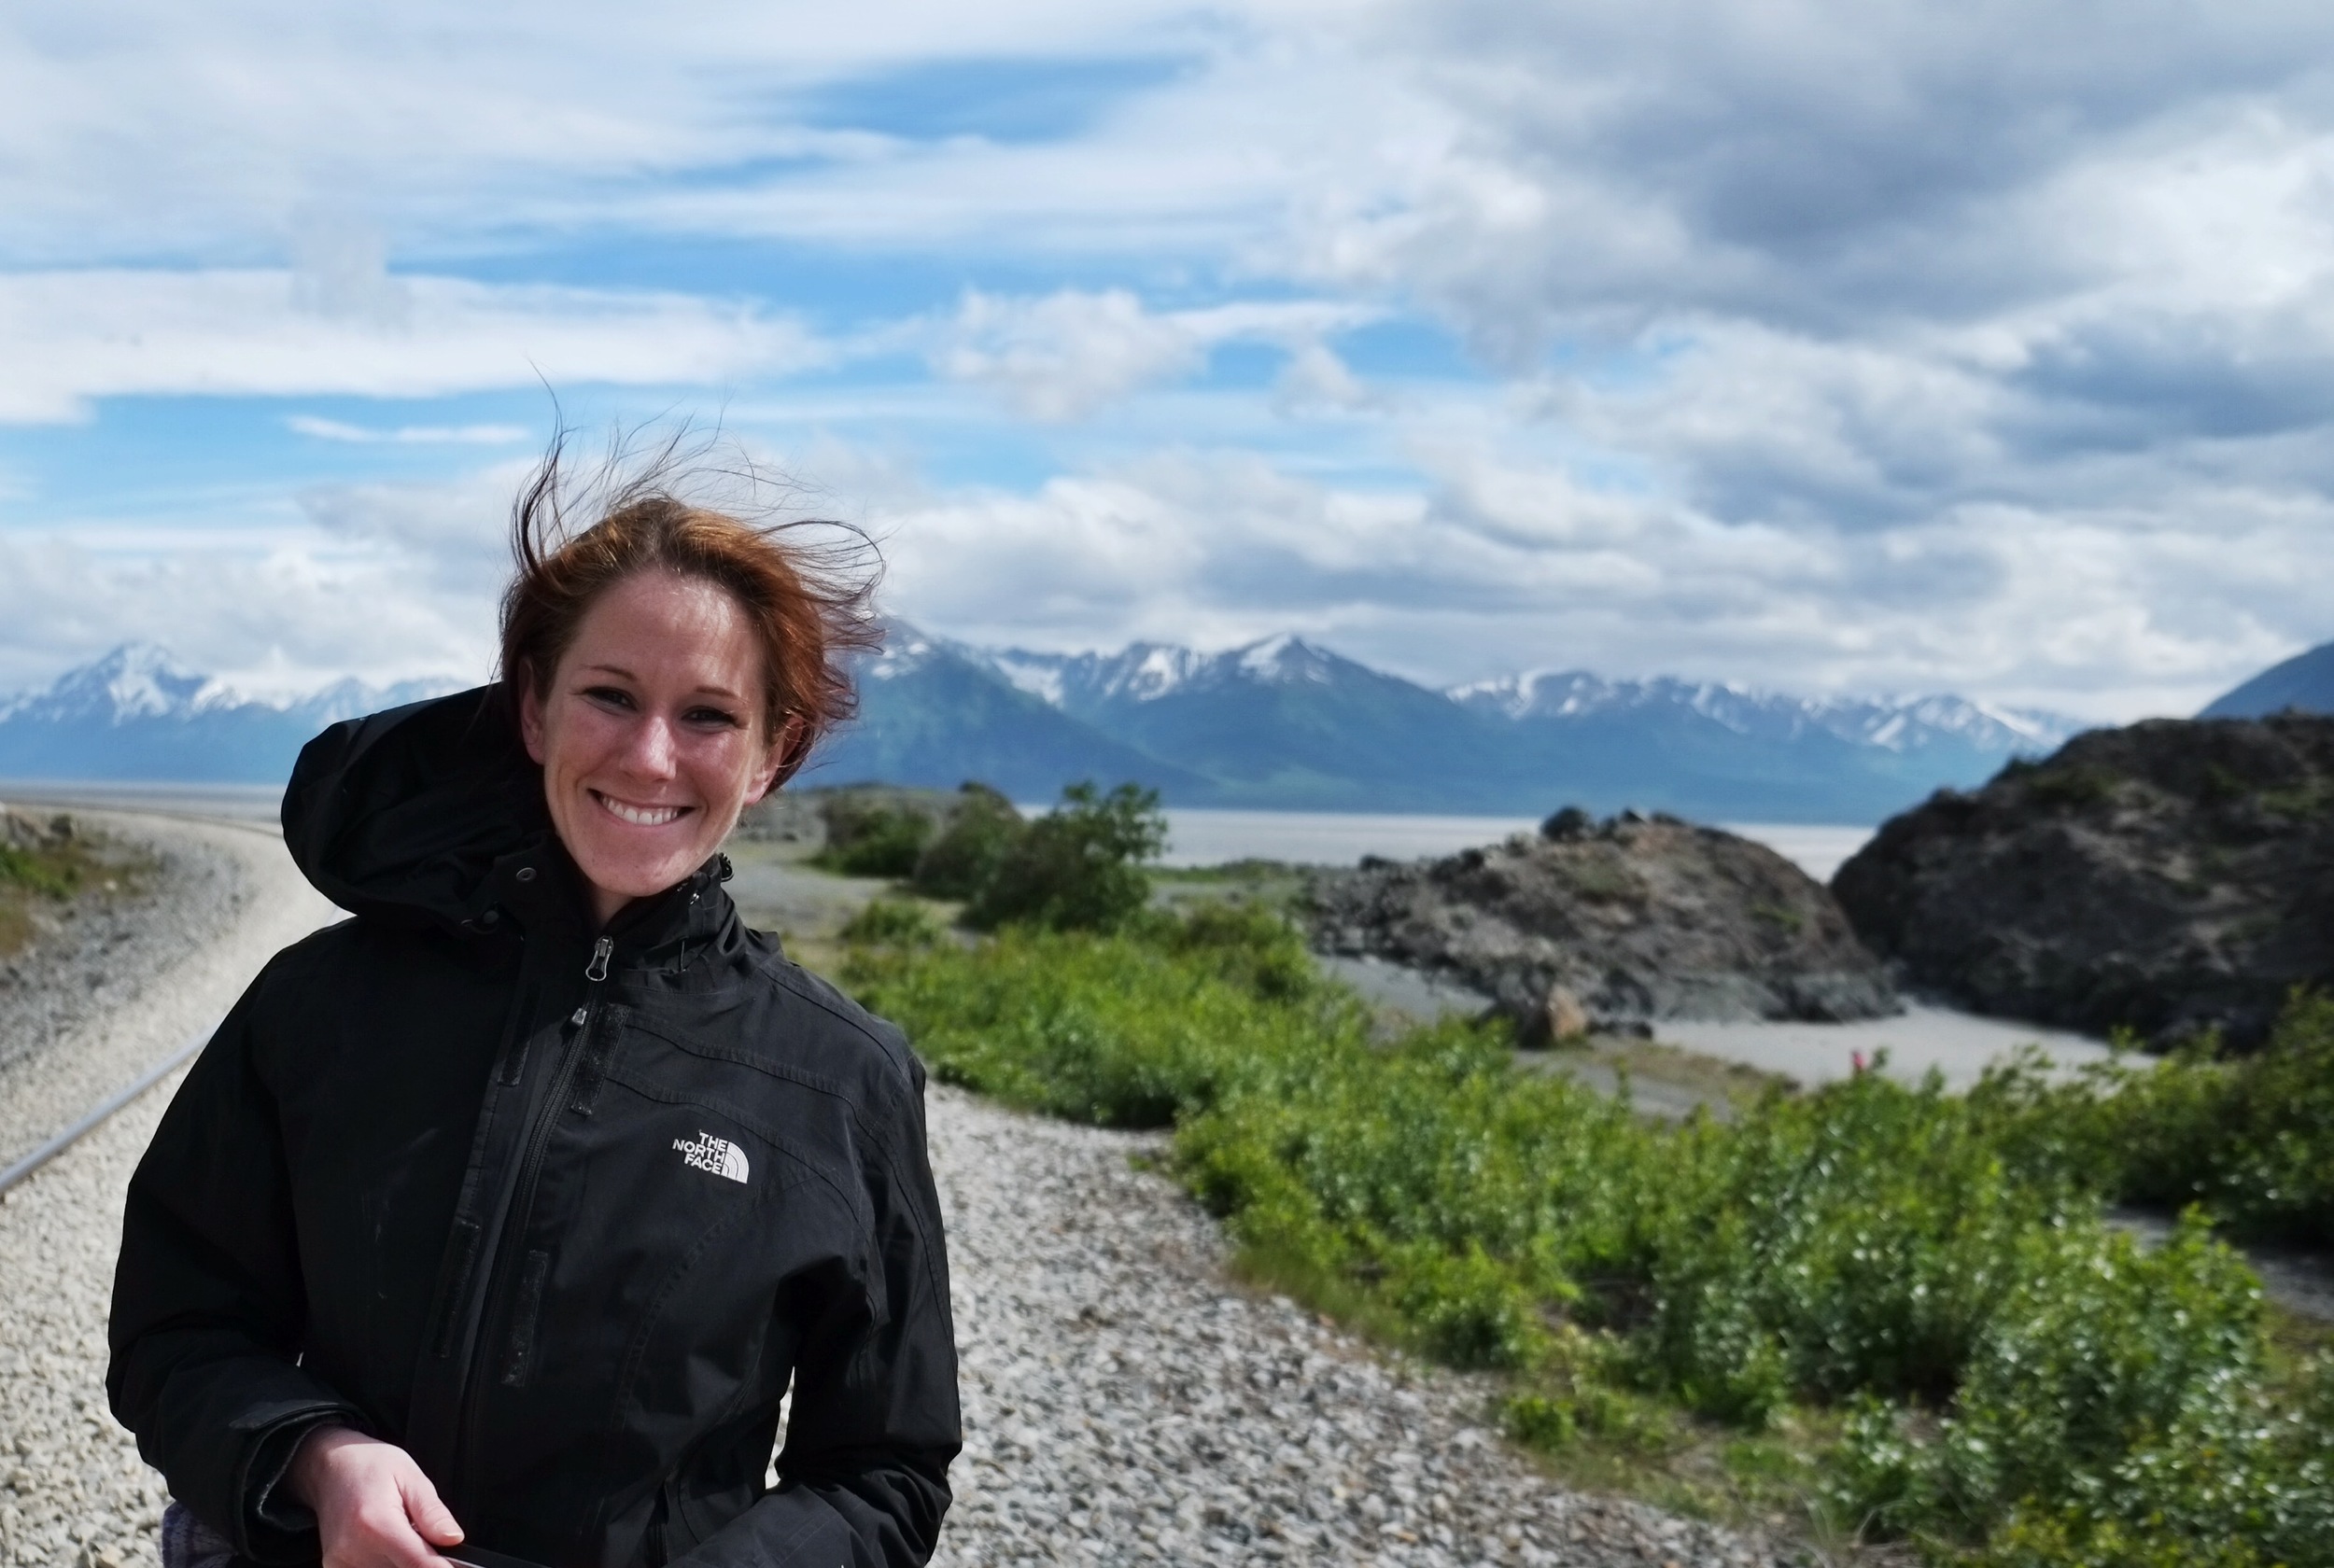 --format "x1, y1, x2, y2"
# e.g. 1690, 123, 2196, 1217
821, 626, 1211, 801
982, 634, 1344, 712
0, 644, 461, 783
930, 632, 2088, 819
1448, 670, 2081, 758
